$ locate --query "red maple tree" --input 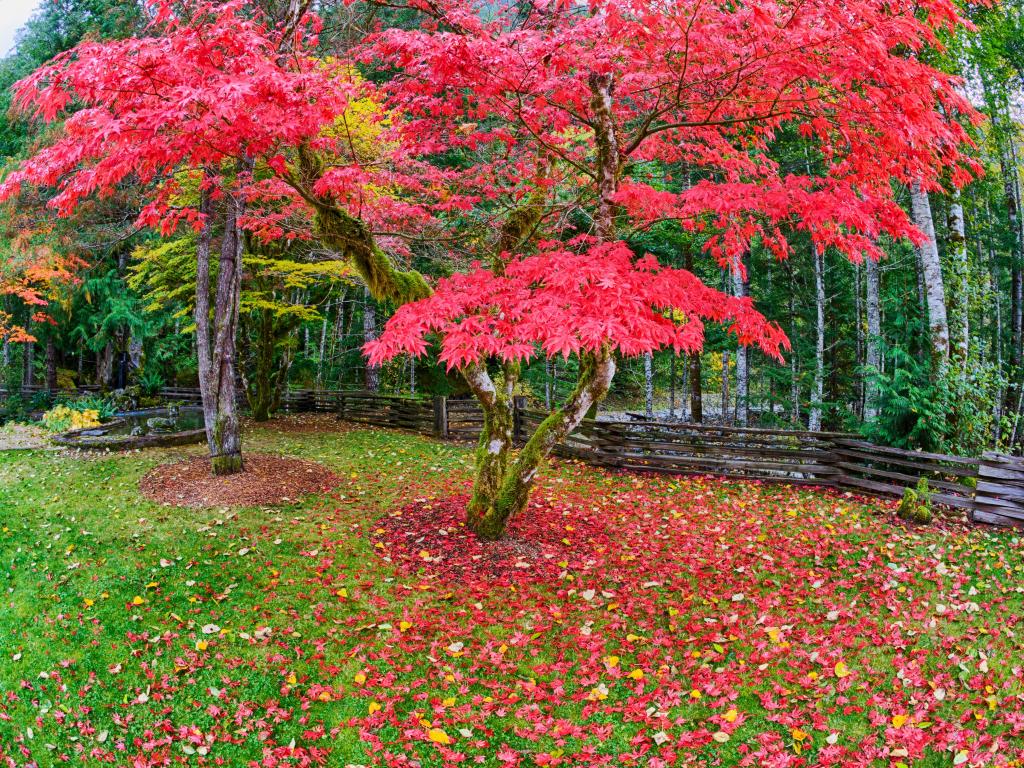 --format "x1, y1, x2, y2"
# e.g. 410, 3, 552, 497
354, 0, 980, 537
1, 0, 978, 537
